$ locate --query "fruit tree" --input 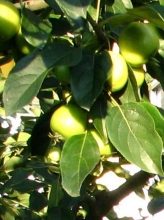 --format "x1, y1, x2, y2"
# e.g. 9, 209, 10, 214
1, 0, 164, 219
